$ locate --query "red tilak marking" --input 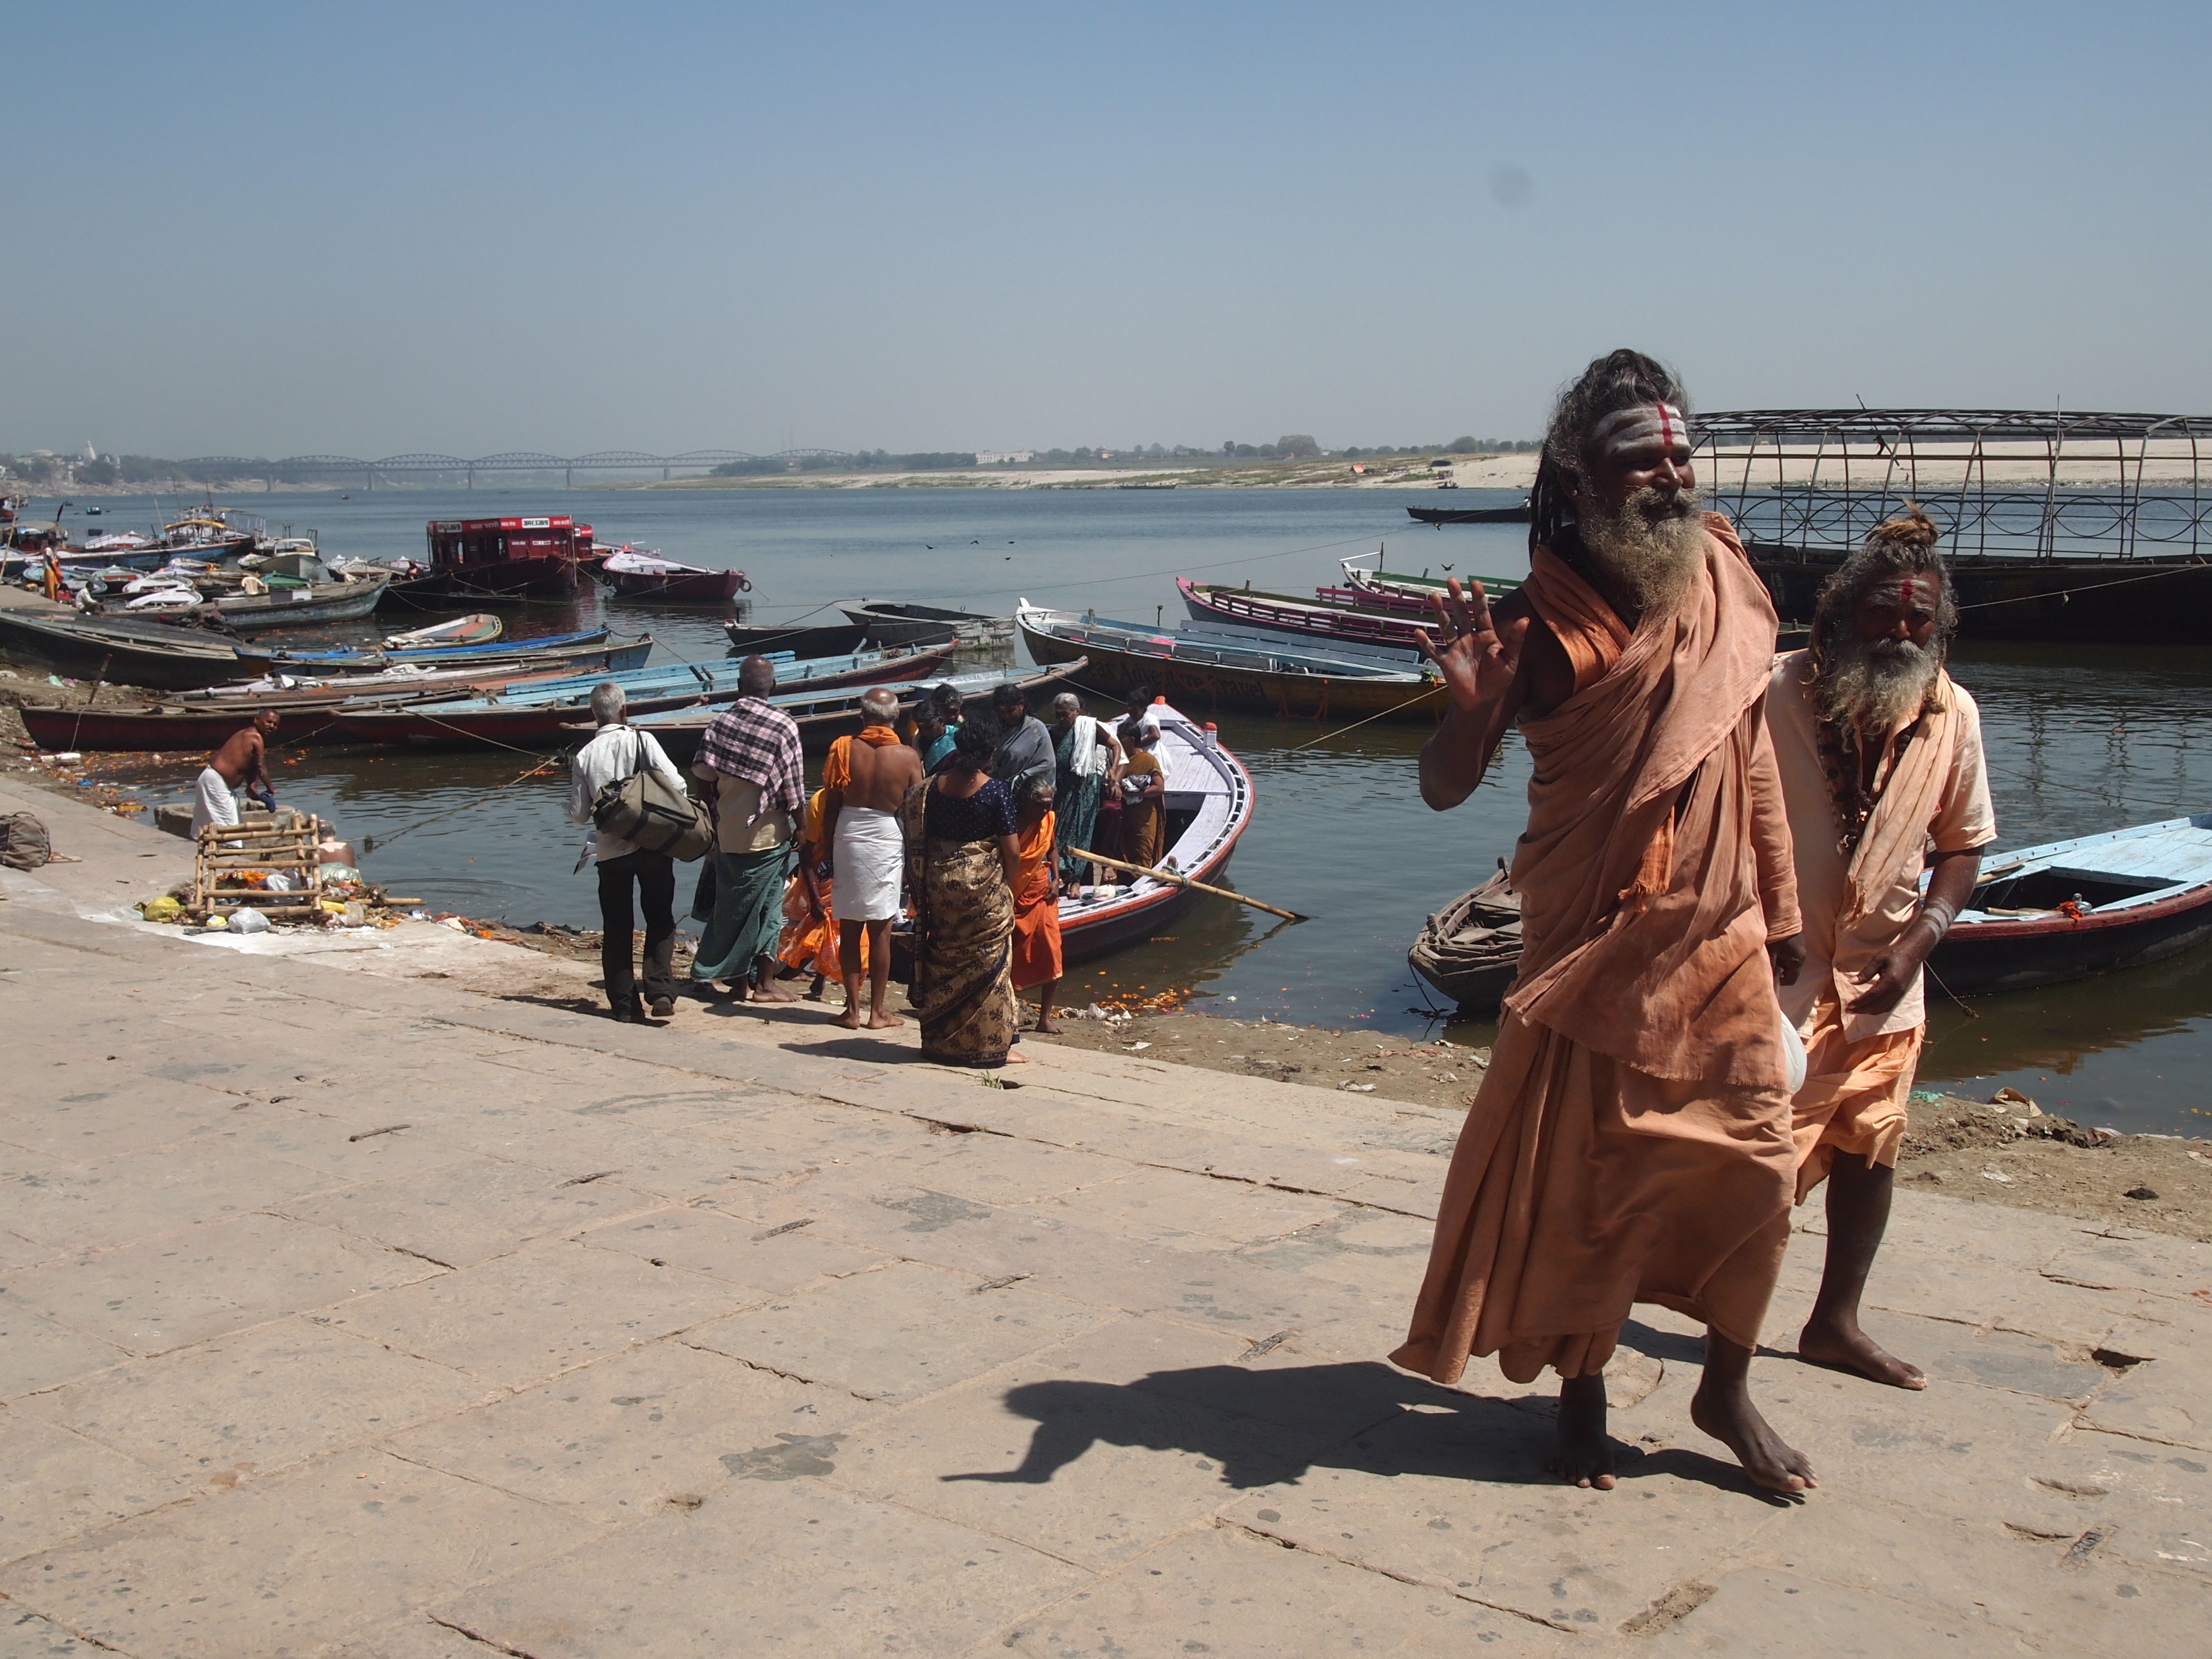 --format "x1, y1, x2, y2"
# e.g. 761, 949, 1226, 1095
1655, 403, 1677, 449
